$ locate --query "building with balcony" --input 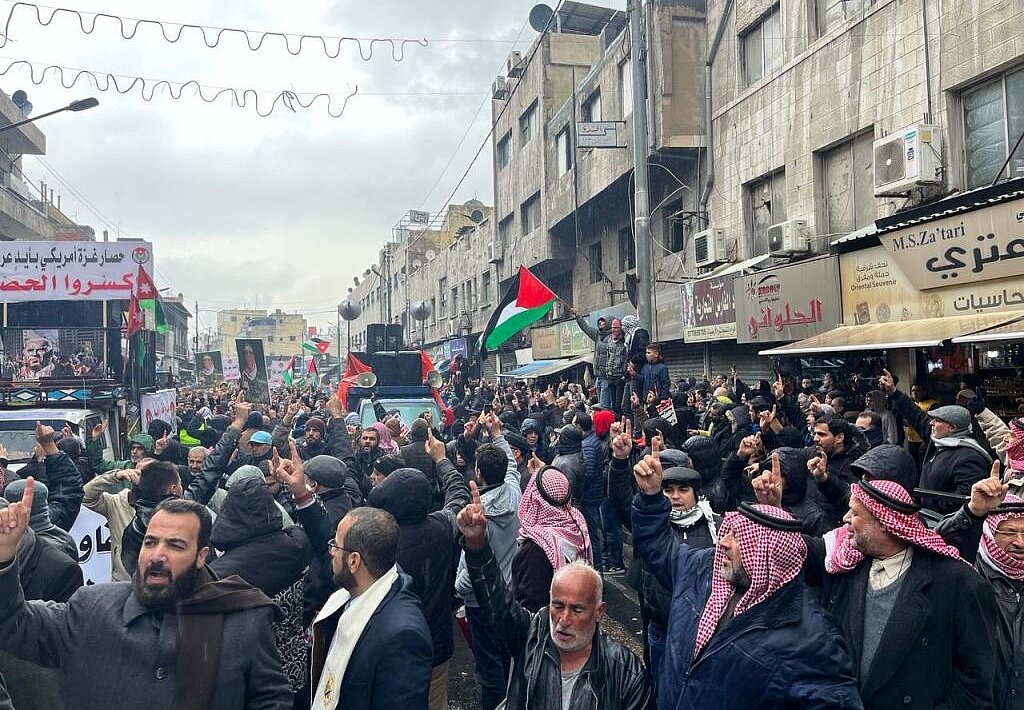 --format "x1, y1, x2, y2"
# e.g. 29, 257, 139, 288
215, 309, 308, 358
